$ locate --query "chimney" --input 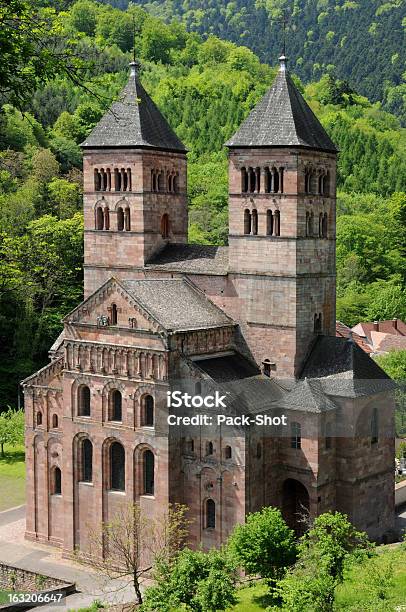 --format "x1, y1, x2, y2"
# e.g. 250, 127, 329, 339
373, 321, 379, 331
393, 318, 398, 331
